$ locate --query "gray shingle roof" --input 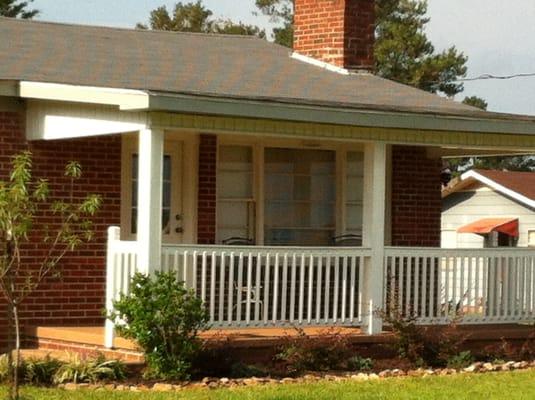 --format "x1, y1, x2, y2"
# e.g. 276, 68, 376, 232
0, 17, 501, 117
